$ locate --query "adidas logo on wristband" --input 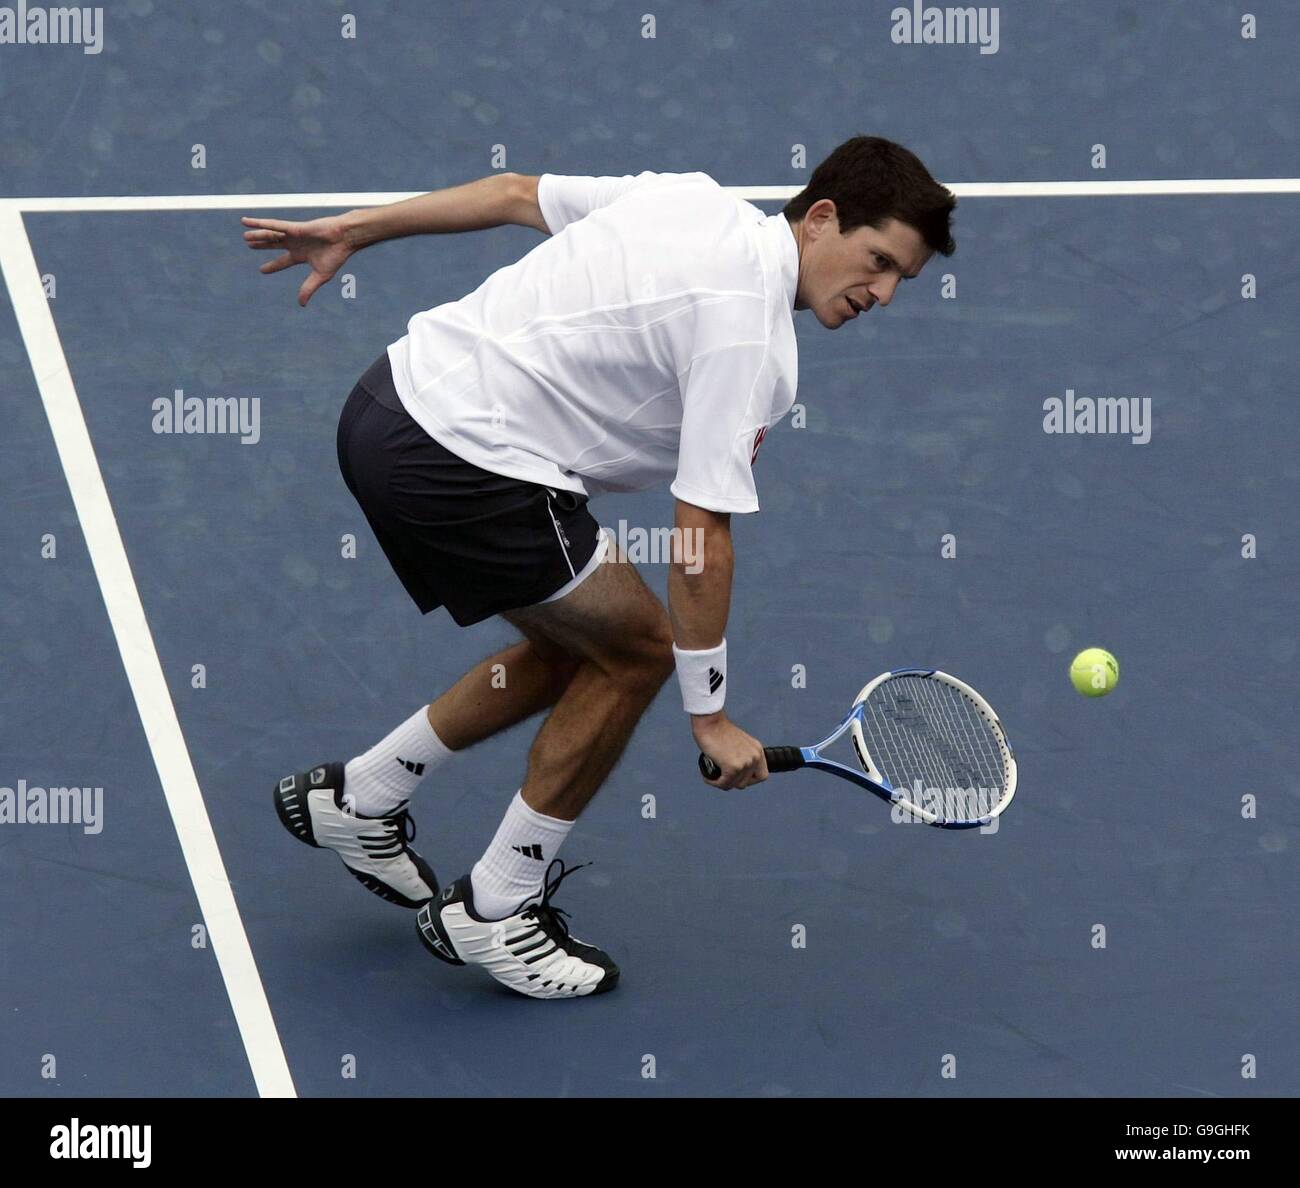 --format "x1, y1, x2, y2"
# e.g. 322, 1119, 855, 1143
673, 639, 727, 715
